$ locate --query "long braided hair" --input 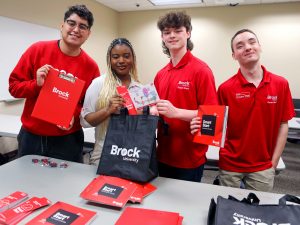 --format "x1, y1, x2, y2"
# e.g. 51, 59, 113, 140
97, 38, 139, 138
